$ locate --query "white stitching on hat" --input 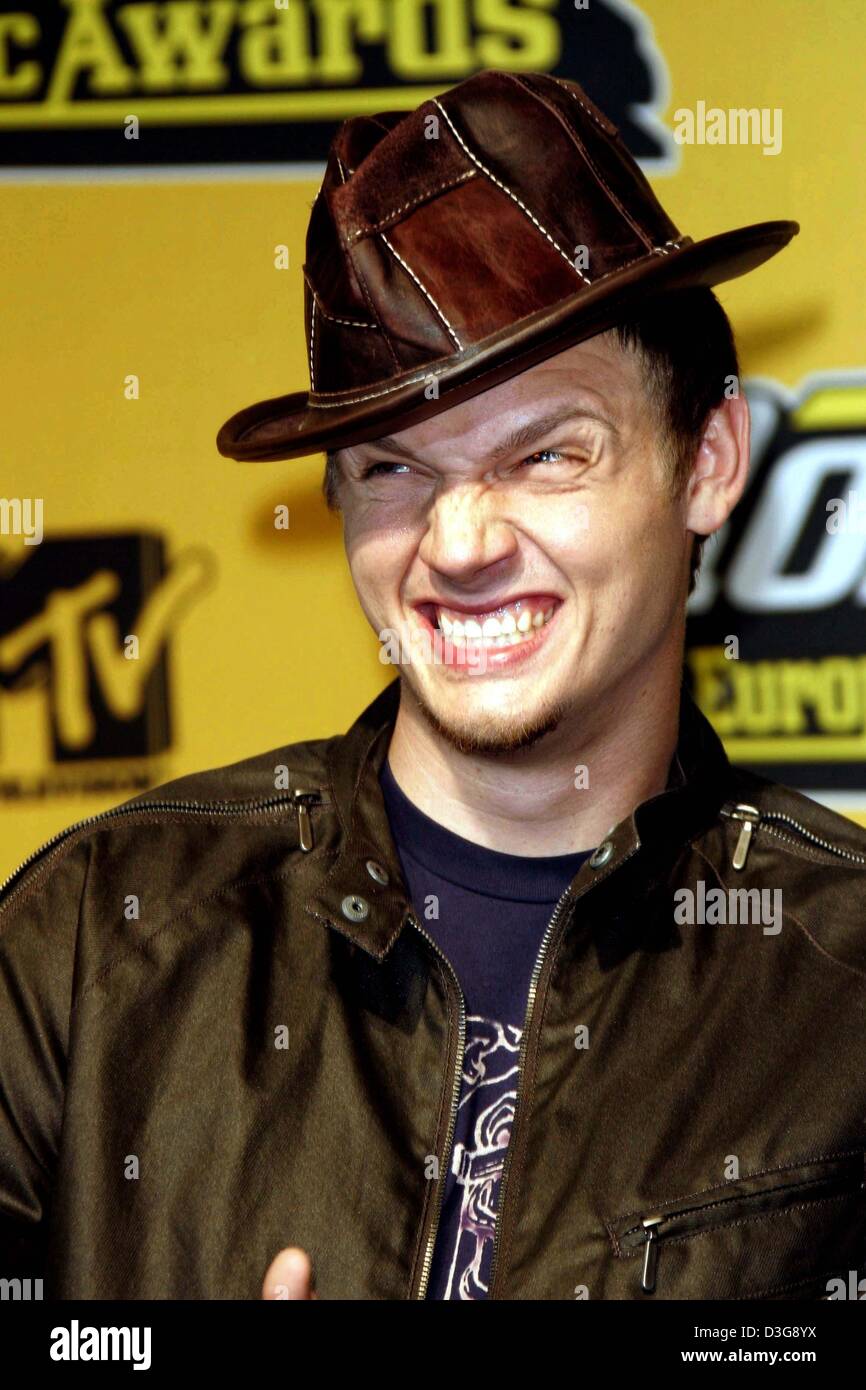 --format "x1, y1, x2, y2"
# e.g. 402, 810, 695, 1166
348, 169, 477, 242
506, 71, 654, 251
309, 290, 378, 329
307, 363, 450, 406
304, 239, 694, 407
547, 88, 689, 256
586, 239, 687, 282
549, 76, 618, 140
379, 232, 464, 350
309, 296, 317, 389
432, 97, 592, 288
316, 309, 377, 327
342, 230, 402, 370
303, 270, 380, 328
